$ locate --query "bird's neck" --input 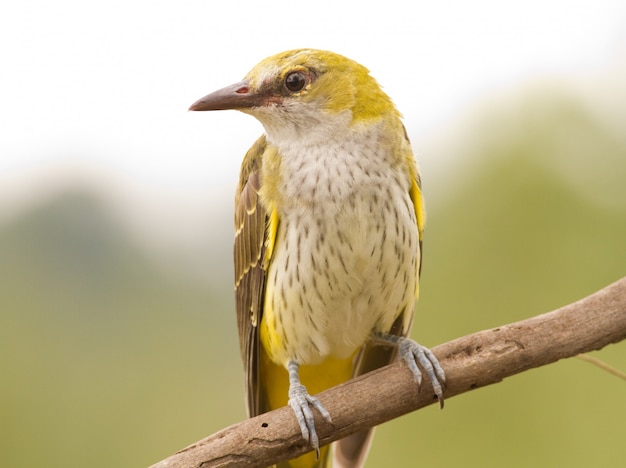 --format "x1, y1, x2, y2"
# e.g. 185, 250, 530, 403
262, 119, 404, 212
